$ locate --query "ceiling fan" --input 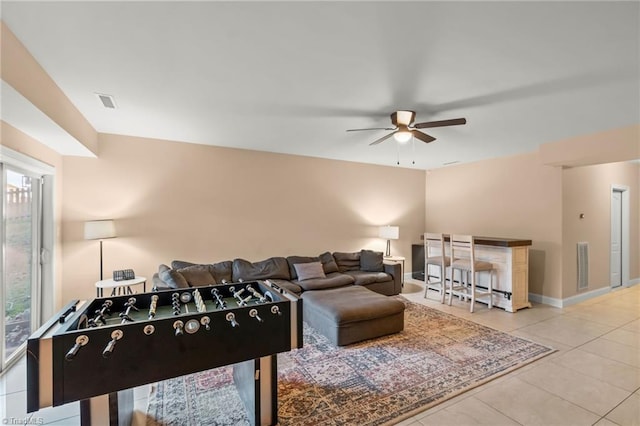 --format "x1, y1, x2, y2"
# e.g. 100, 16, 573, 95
346, 110, 466, 146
